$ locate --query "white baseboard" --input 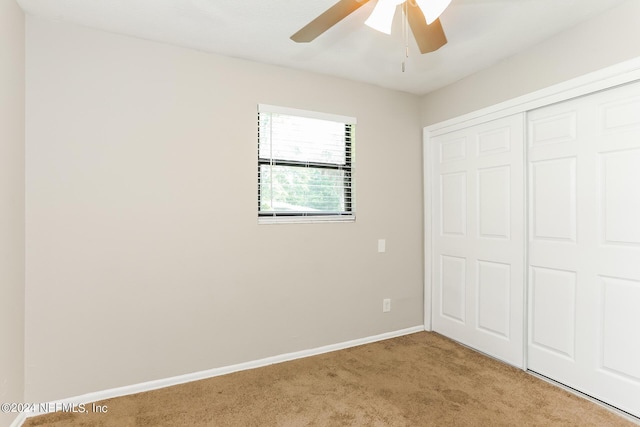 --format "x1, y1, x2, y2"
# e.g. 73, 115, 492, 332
20, 325, 424, 423
9, 413, 26, 427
